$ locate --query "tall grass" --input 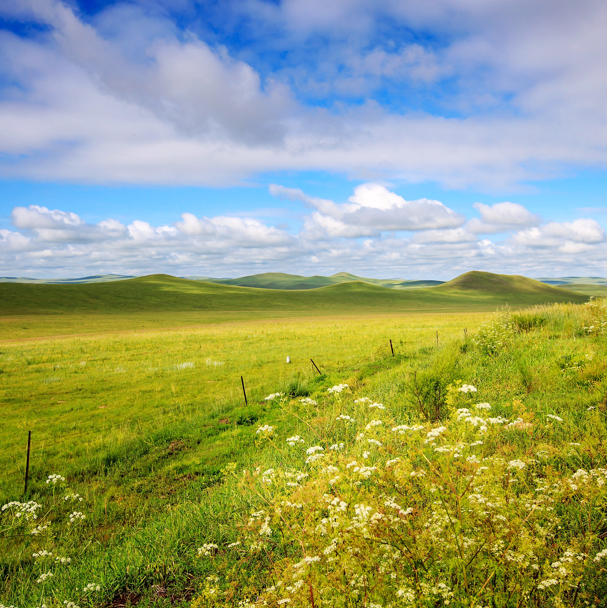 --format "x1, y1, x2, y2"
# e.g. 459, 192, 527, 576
2, 302, 606, 606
